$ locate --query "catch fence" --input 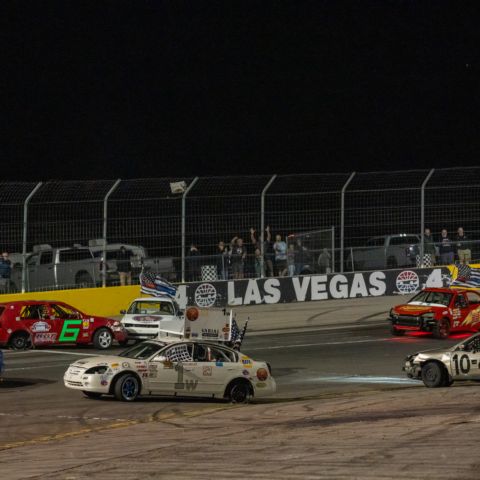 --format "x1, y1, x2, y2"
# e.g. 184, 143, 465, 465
0, 167, 479, 292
